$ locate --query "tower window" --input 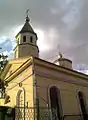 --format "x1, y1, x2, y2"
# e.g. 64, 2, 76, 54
30, 36, 33, 43
23, 36, 26, 42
